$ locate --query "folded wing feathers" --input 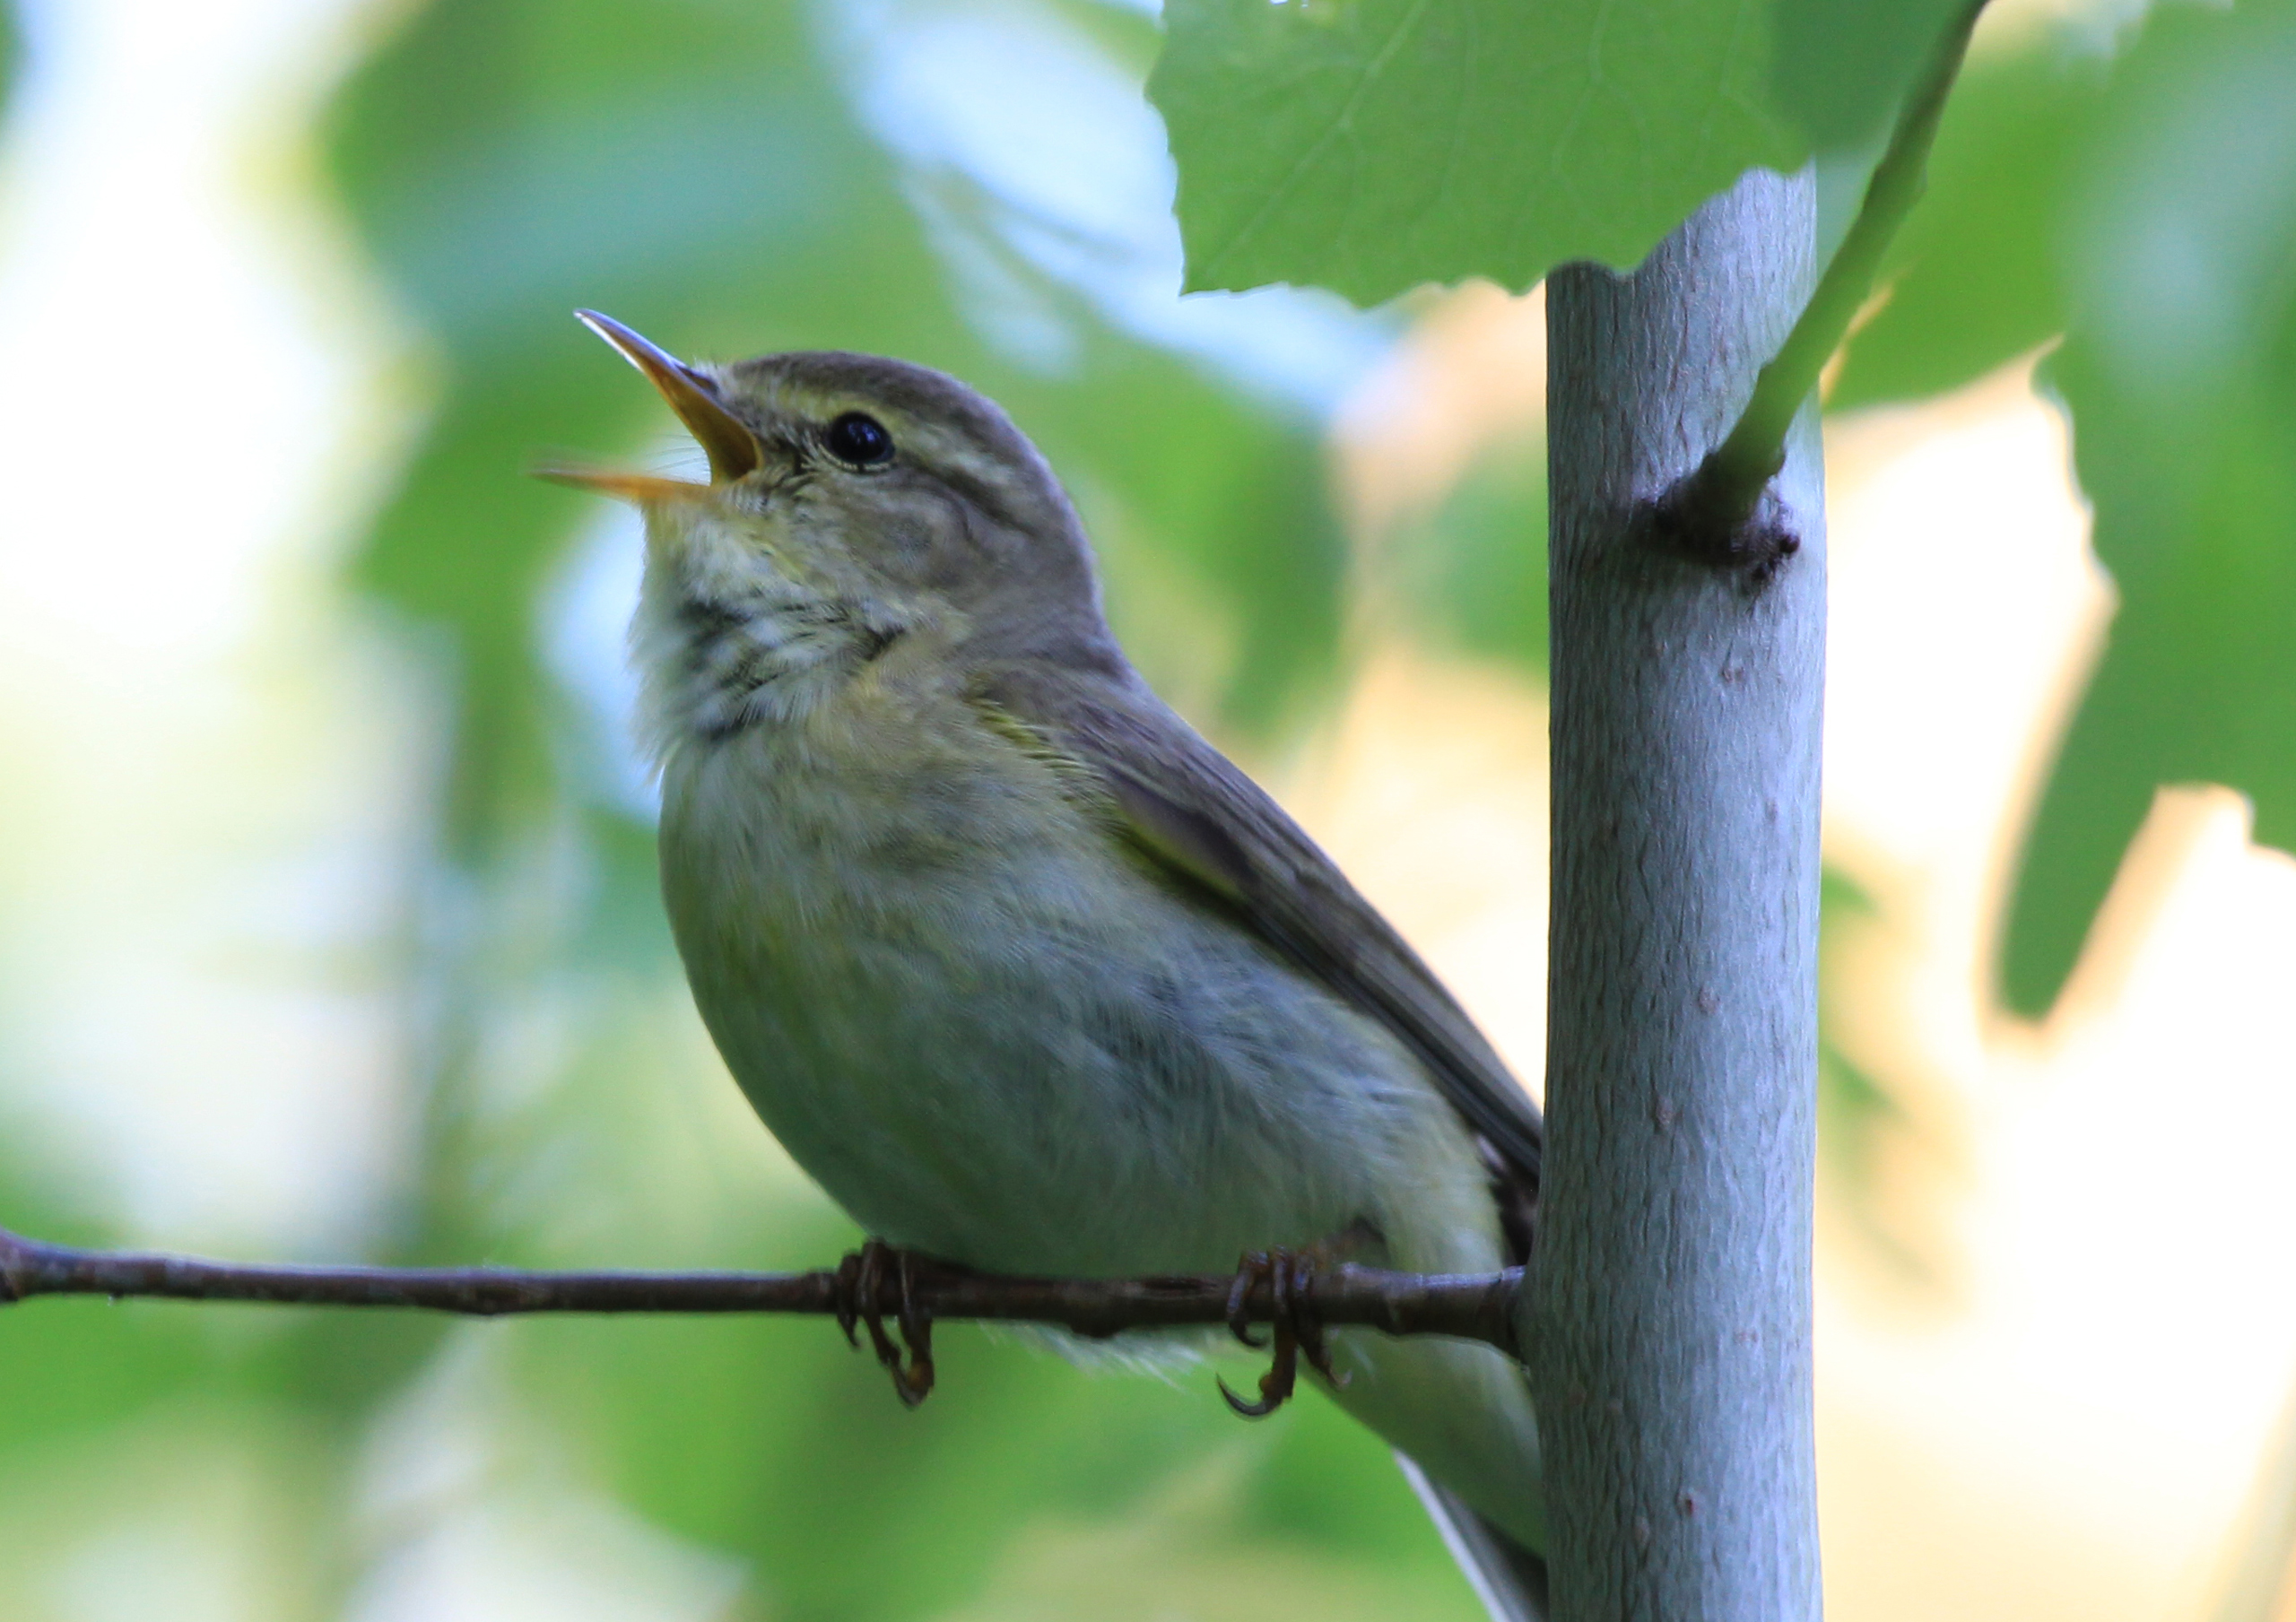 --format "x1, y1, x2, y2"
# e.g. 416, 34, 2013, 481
971, 663, 1544, 1189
